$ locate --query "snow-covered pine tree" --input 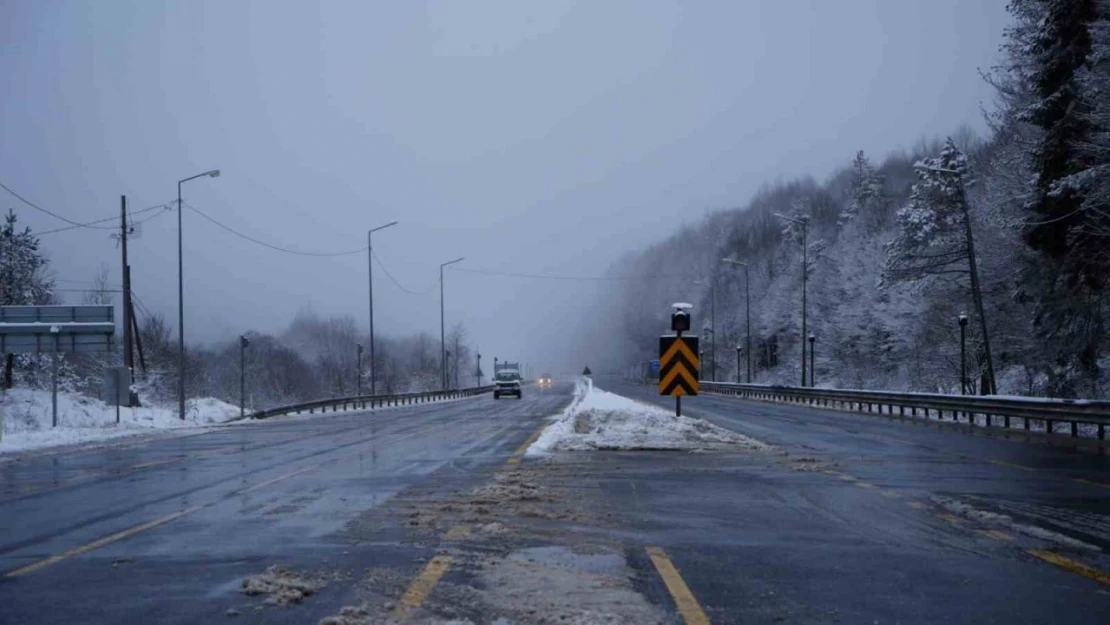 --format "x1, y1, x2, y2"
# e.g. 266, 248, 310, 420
883, 138, 998, 393
0, 209, 56, 388
1008, 0, 1110, 395
840, 151, 884, 226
